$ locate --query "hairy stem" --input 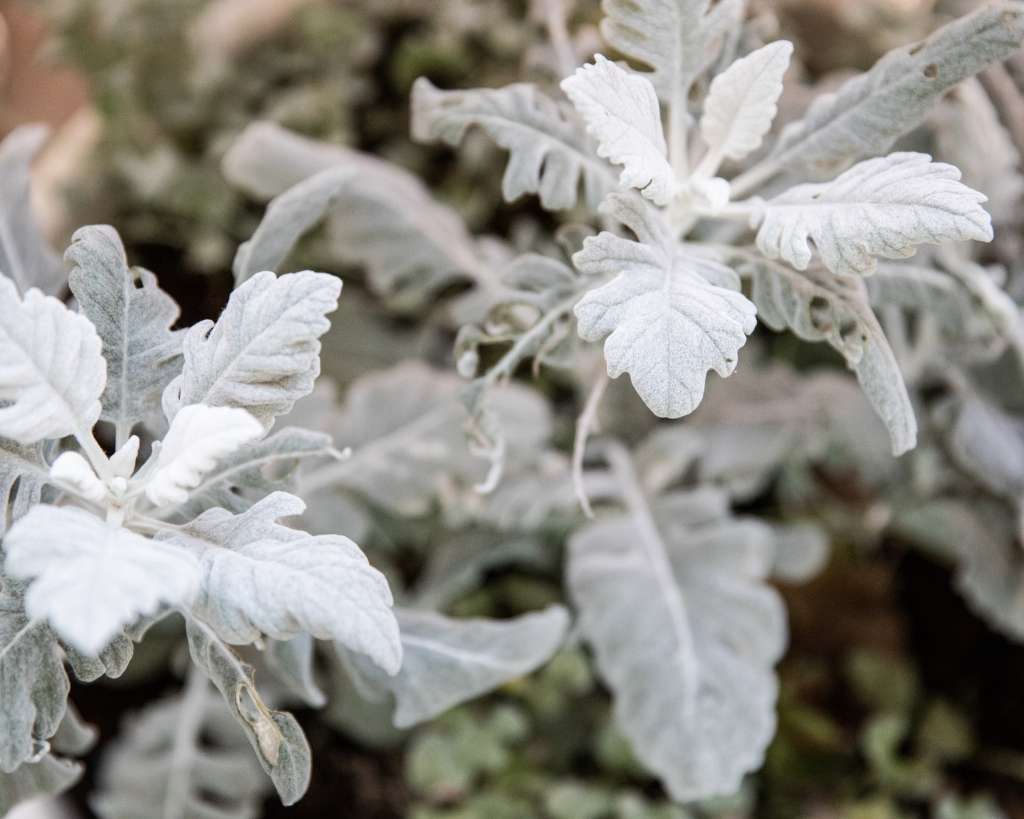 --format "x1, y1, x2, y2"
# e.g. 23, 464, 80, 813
573, 370, 609, 518
164, 664, 209, 819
